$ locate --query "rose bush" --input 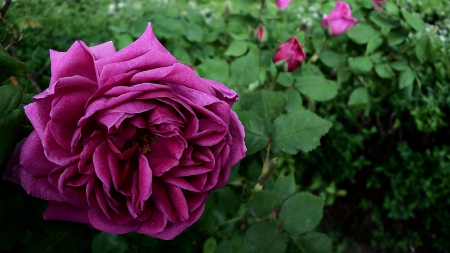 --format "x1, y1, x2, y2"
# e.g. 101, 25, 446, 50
4, 23, 246, 240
